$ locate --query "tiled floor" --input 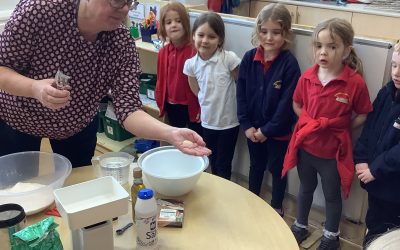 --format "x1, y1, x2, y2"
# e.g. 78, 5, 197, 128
231, 174, 365, 250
